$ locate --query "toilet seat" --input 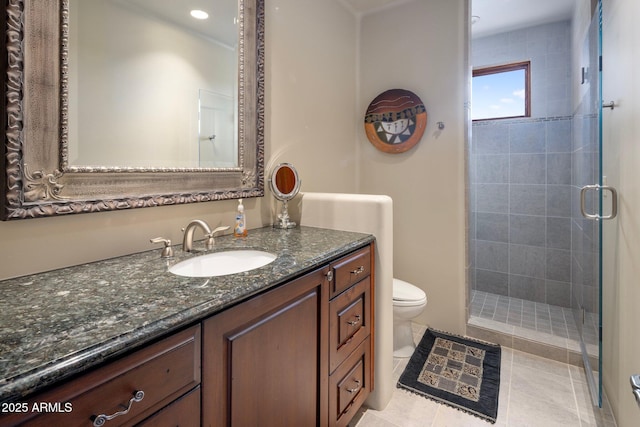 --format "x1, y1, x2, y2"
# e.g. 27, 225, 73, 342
393, 278, 427, 307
